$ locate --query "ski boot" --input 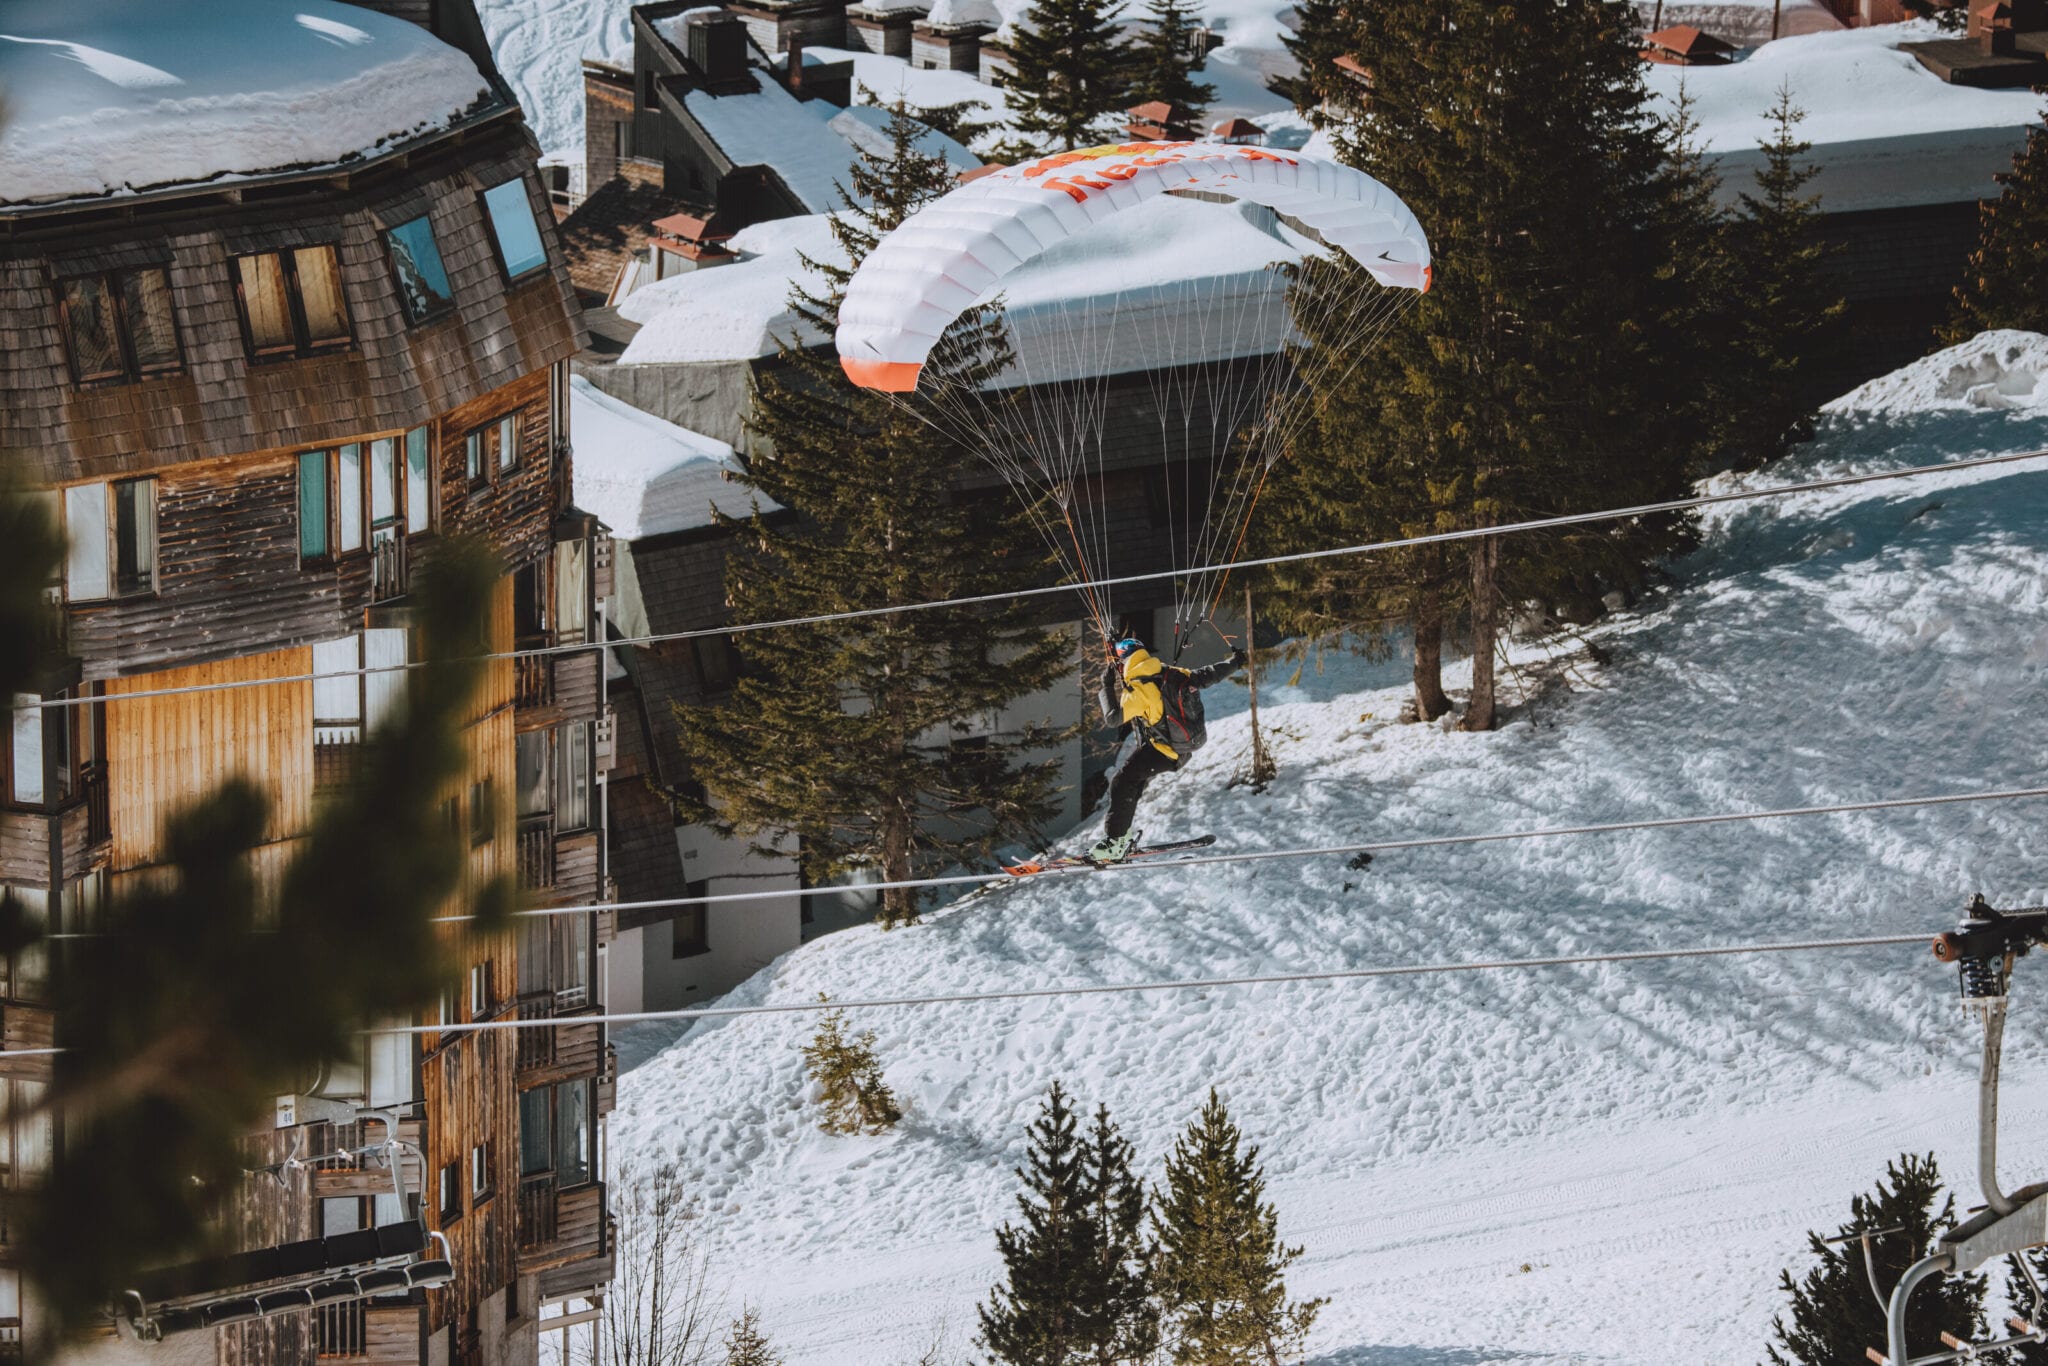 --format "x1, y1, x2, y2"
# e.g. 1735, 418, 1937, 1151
1087, 829, 1140, 865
